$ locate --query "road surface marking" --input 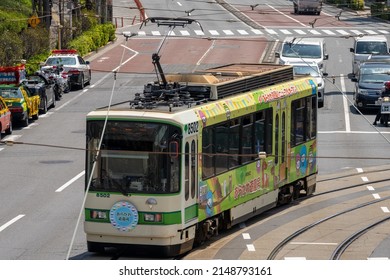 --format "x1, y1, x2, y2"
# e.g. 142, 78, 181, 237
381, 207, 389, 213
356, 168, 363, 173
367, 186, 375, 191
372, 193, 381, 199
361, 176, 369, 182
242, 233, 251, 240
246, 244, 255, 251
0, 215, 25, 233
55, 171, 85, 192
